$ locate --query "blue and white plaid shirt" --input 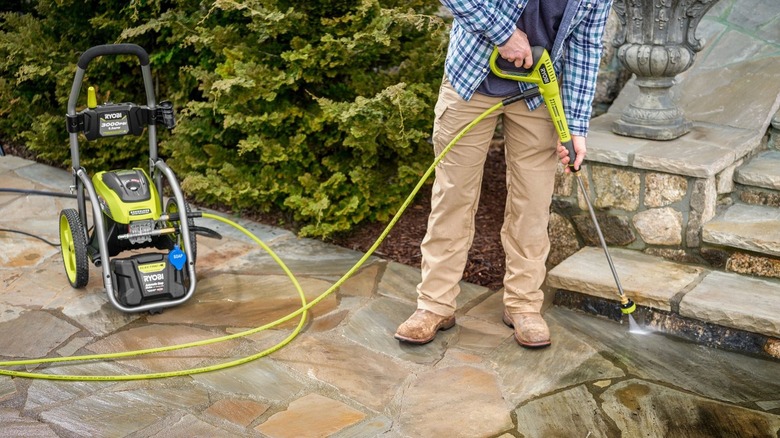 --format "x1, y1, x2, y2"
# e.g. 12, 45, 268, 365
441, 0, 613, 136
